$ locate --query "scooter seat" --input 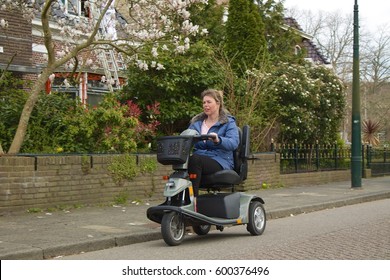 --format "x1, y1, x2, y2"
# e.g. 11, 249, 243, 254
200, 170, 241, 188
200, 125, 250, 190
